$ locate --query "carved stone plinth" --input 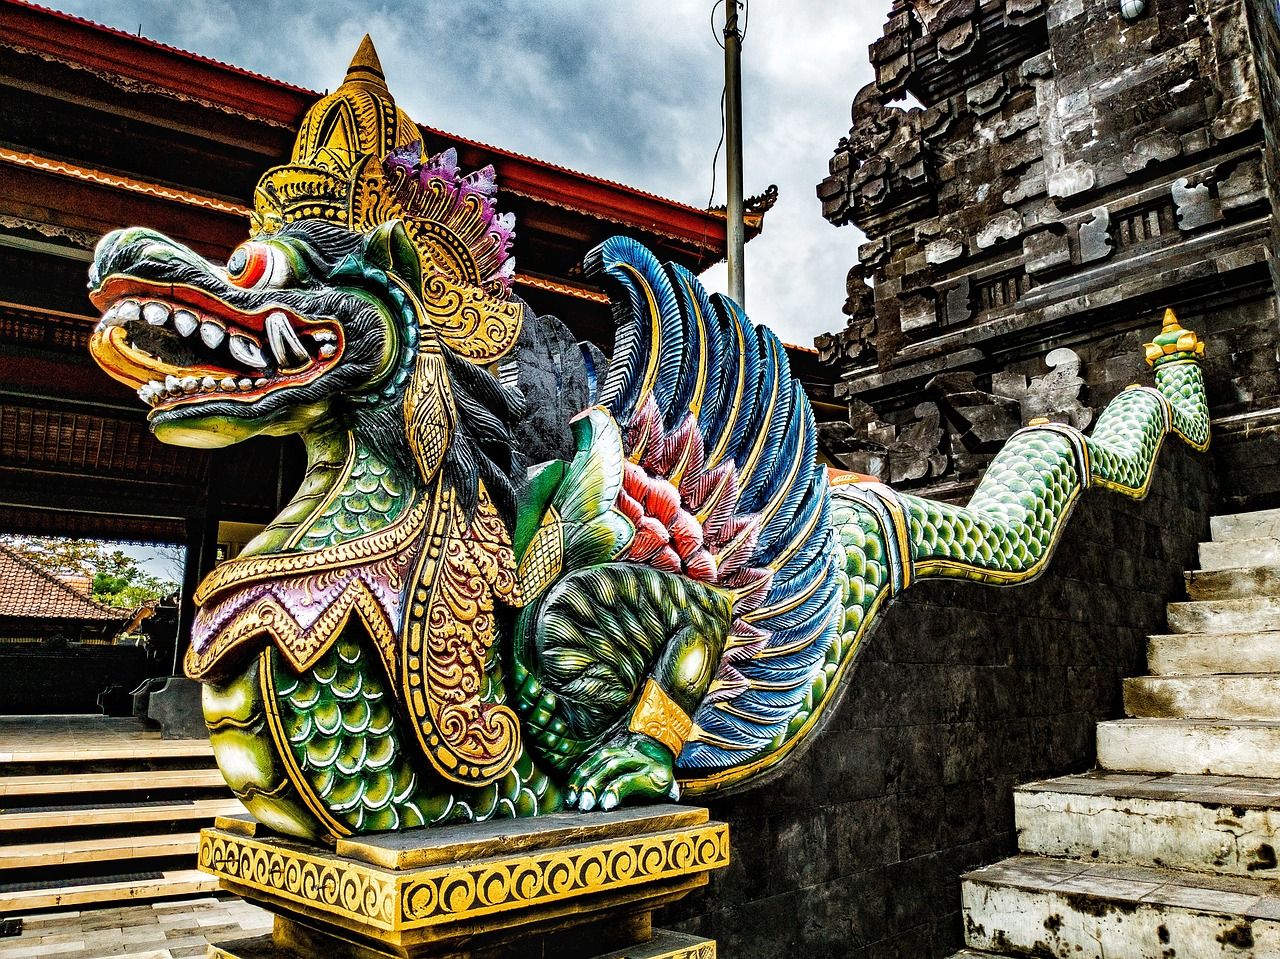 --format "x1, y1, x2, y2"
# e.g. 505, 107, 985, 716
200, 805, 726, 959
